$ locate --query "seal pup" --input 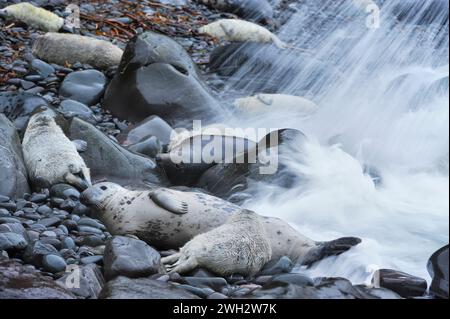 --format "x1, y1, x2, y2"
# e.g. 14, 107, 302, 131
32, 33, 123, 71
0, 3, 64, 32
81, 182, 362, 263
234, 94, 319, 115
22, 113, 91, 190
162, 210, 272, 276
199, 19, 287, 49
